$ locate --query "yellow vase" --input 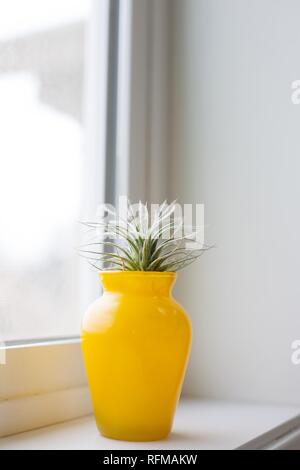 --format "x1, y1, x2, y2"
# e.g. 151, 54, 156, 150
81, 271, 192, 442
